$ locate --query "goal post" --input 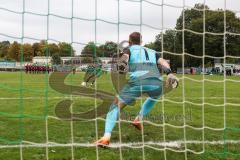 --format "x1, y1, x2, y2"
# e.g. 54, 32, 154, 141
0, 0, 240, 160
